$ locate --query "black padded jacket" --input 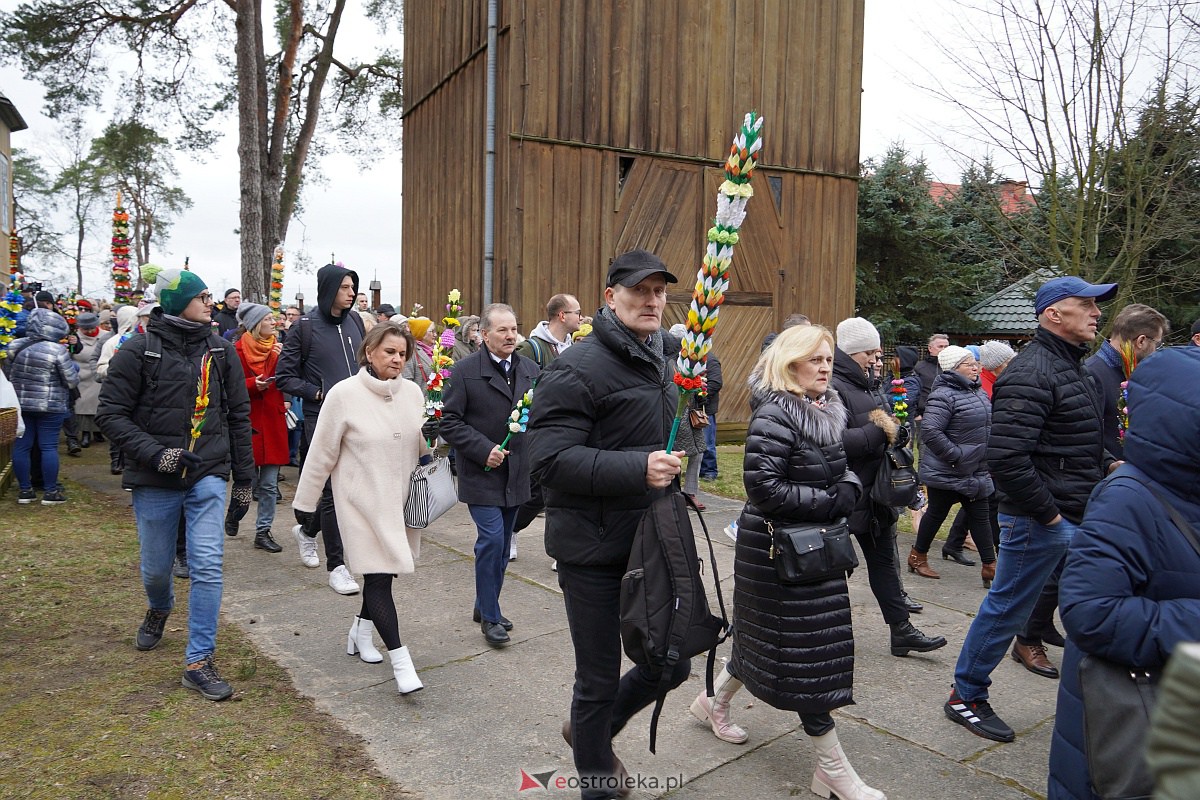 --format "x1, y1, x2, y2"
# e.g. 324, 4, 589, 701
986, 326, 1111, 525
